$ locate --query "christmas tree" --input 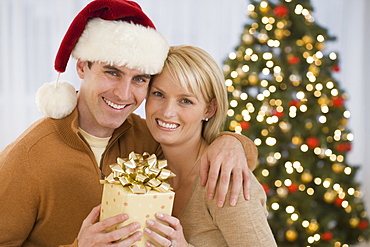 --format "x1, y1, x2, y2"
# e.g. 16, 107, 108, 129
223, 0, 370, 246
